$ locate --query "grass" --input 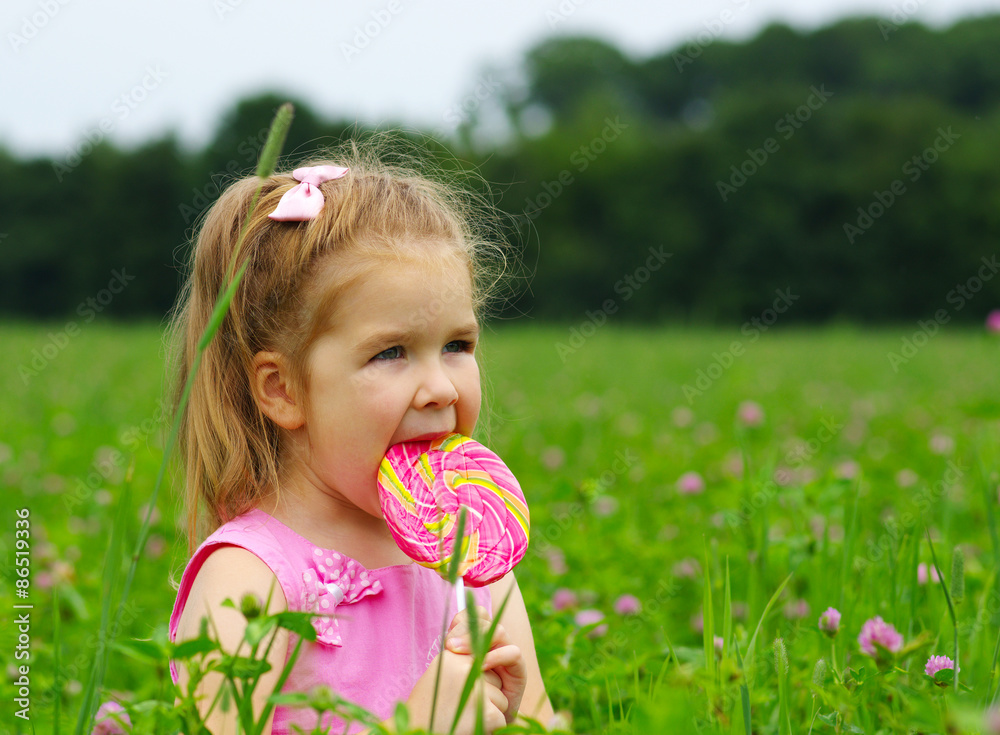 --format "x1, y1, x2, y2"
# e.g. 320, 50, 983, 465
1, 320, 999, 732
